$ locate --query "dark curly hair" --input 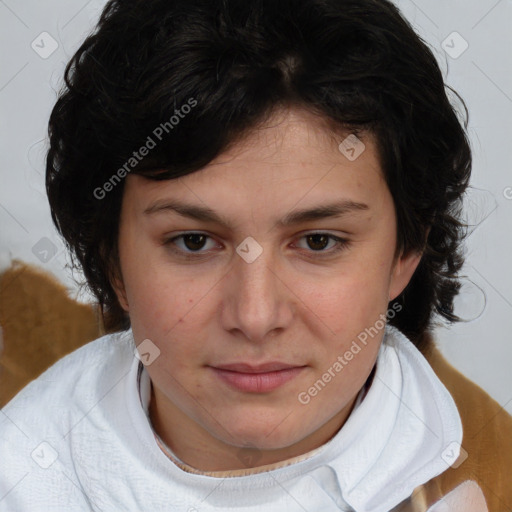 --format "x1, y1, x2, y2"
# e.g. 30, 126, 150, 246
46, 0, 471, 352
